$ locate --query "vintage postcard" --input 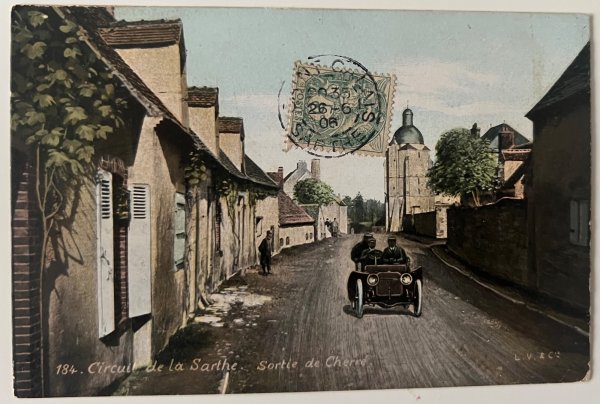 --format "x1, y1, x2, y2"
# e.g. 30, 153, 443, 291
7, 1, 594, 401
